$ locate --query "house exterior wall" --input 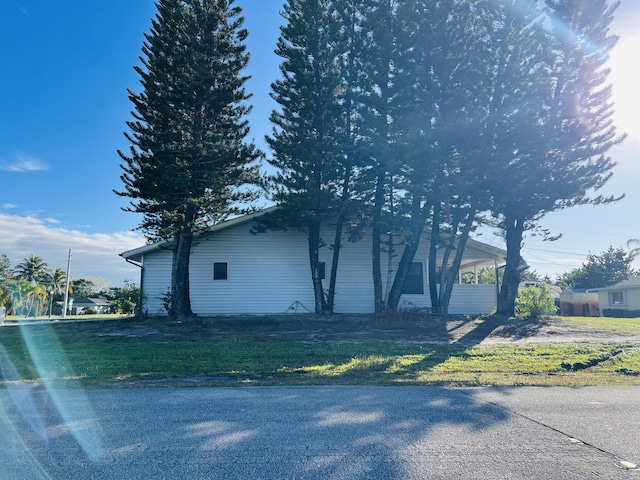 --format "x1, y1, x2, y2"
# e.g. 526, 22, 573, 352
141, 248, 172, 316
597, 287, 640, 316
138, 222, 499, 316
